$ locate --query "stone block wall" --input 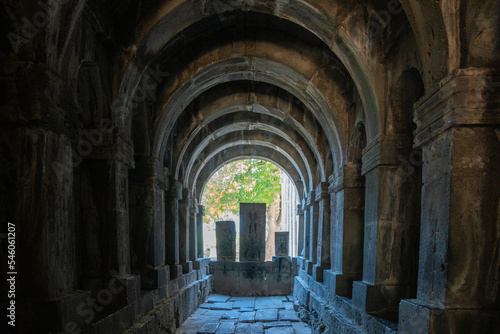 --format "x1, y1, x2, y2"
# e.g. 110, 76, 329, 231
210, 257, 298, 296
